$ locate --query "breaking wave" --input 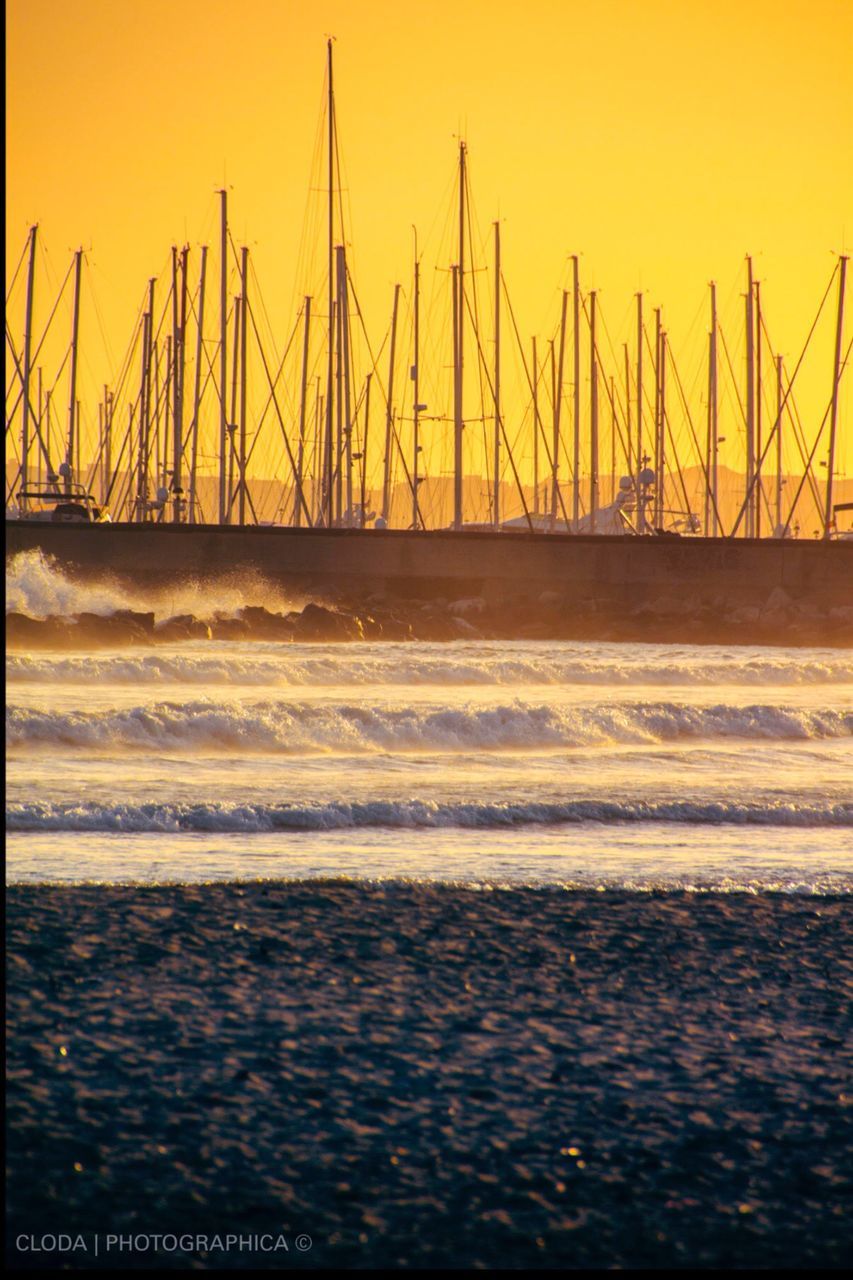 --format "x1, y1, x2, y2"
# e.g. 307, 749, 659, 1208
5, 549, 299, 622
8, 797, 852, 832
8, 648, 853, 688
7, 698, 852, 754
